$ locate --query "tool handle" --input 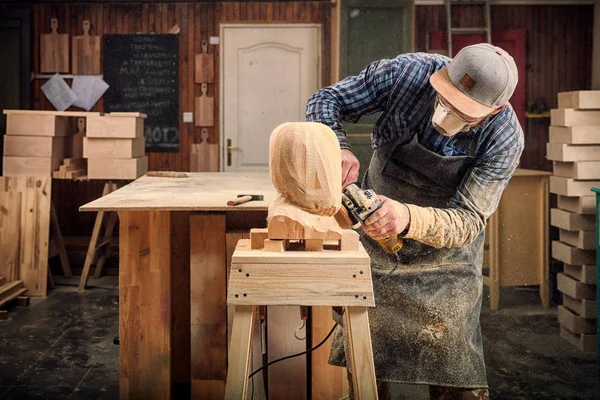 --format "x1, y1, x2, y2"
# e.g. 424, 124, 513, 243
377, 235, 403, 254
146, 171, 188, 178
227, 195, 252, 206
